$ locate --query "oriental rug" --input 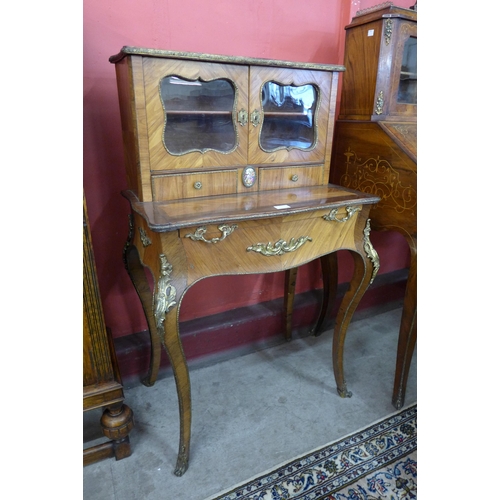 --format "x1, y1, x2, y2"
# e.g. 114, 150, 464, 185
206, 404, 417, 500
